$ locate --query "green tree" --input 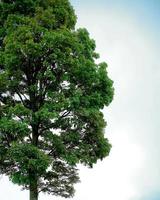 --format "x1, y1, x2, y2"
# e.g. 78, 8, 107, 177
0, 0, 114, 200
